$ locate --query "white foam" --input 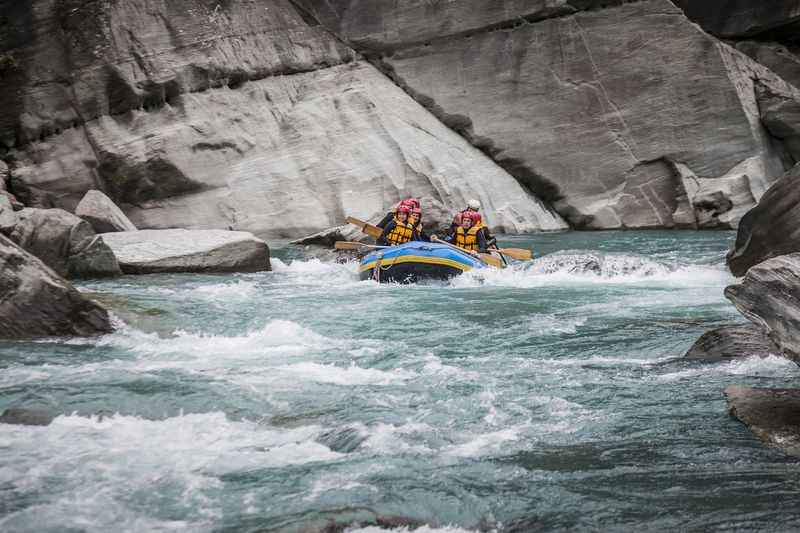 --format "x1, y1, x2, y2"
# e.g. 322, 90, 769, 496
445, 427, 521, 458
191, 280, 258, 302
276, 362, 416, 386
451, 251, 733, 289
0, 413, 341, 532
348, 527, 480, 533
656, 354, 800, 382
